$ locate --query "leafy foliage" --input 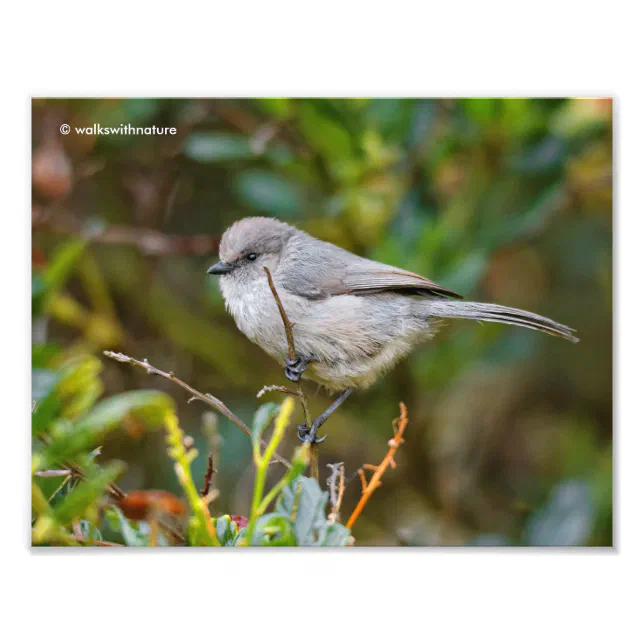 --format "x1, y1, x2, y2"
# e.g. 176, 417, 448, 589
33, 252, 353, 546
